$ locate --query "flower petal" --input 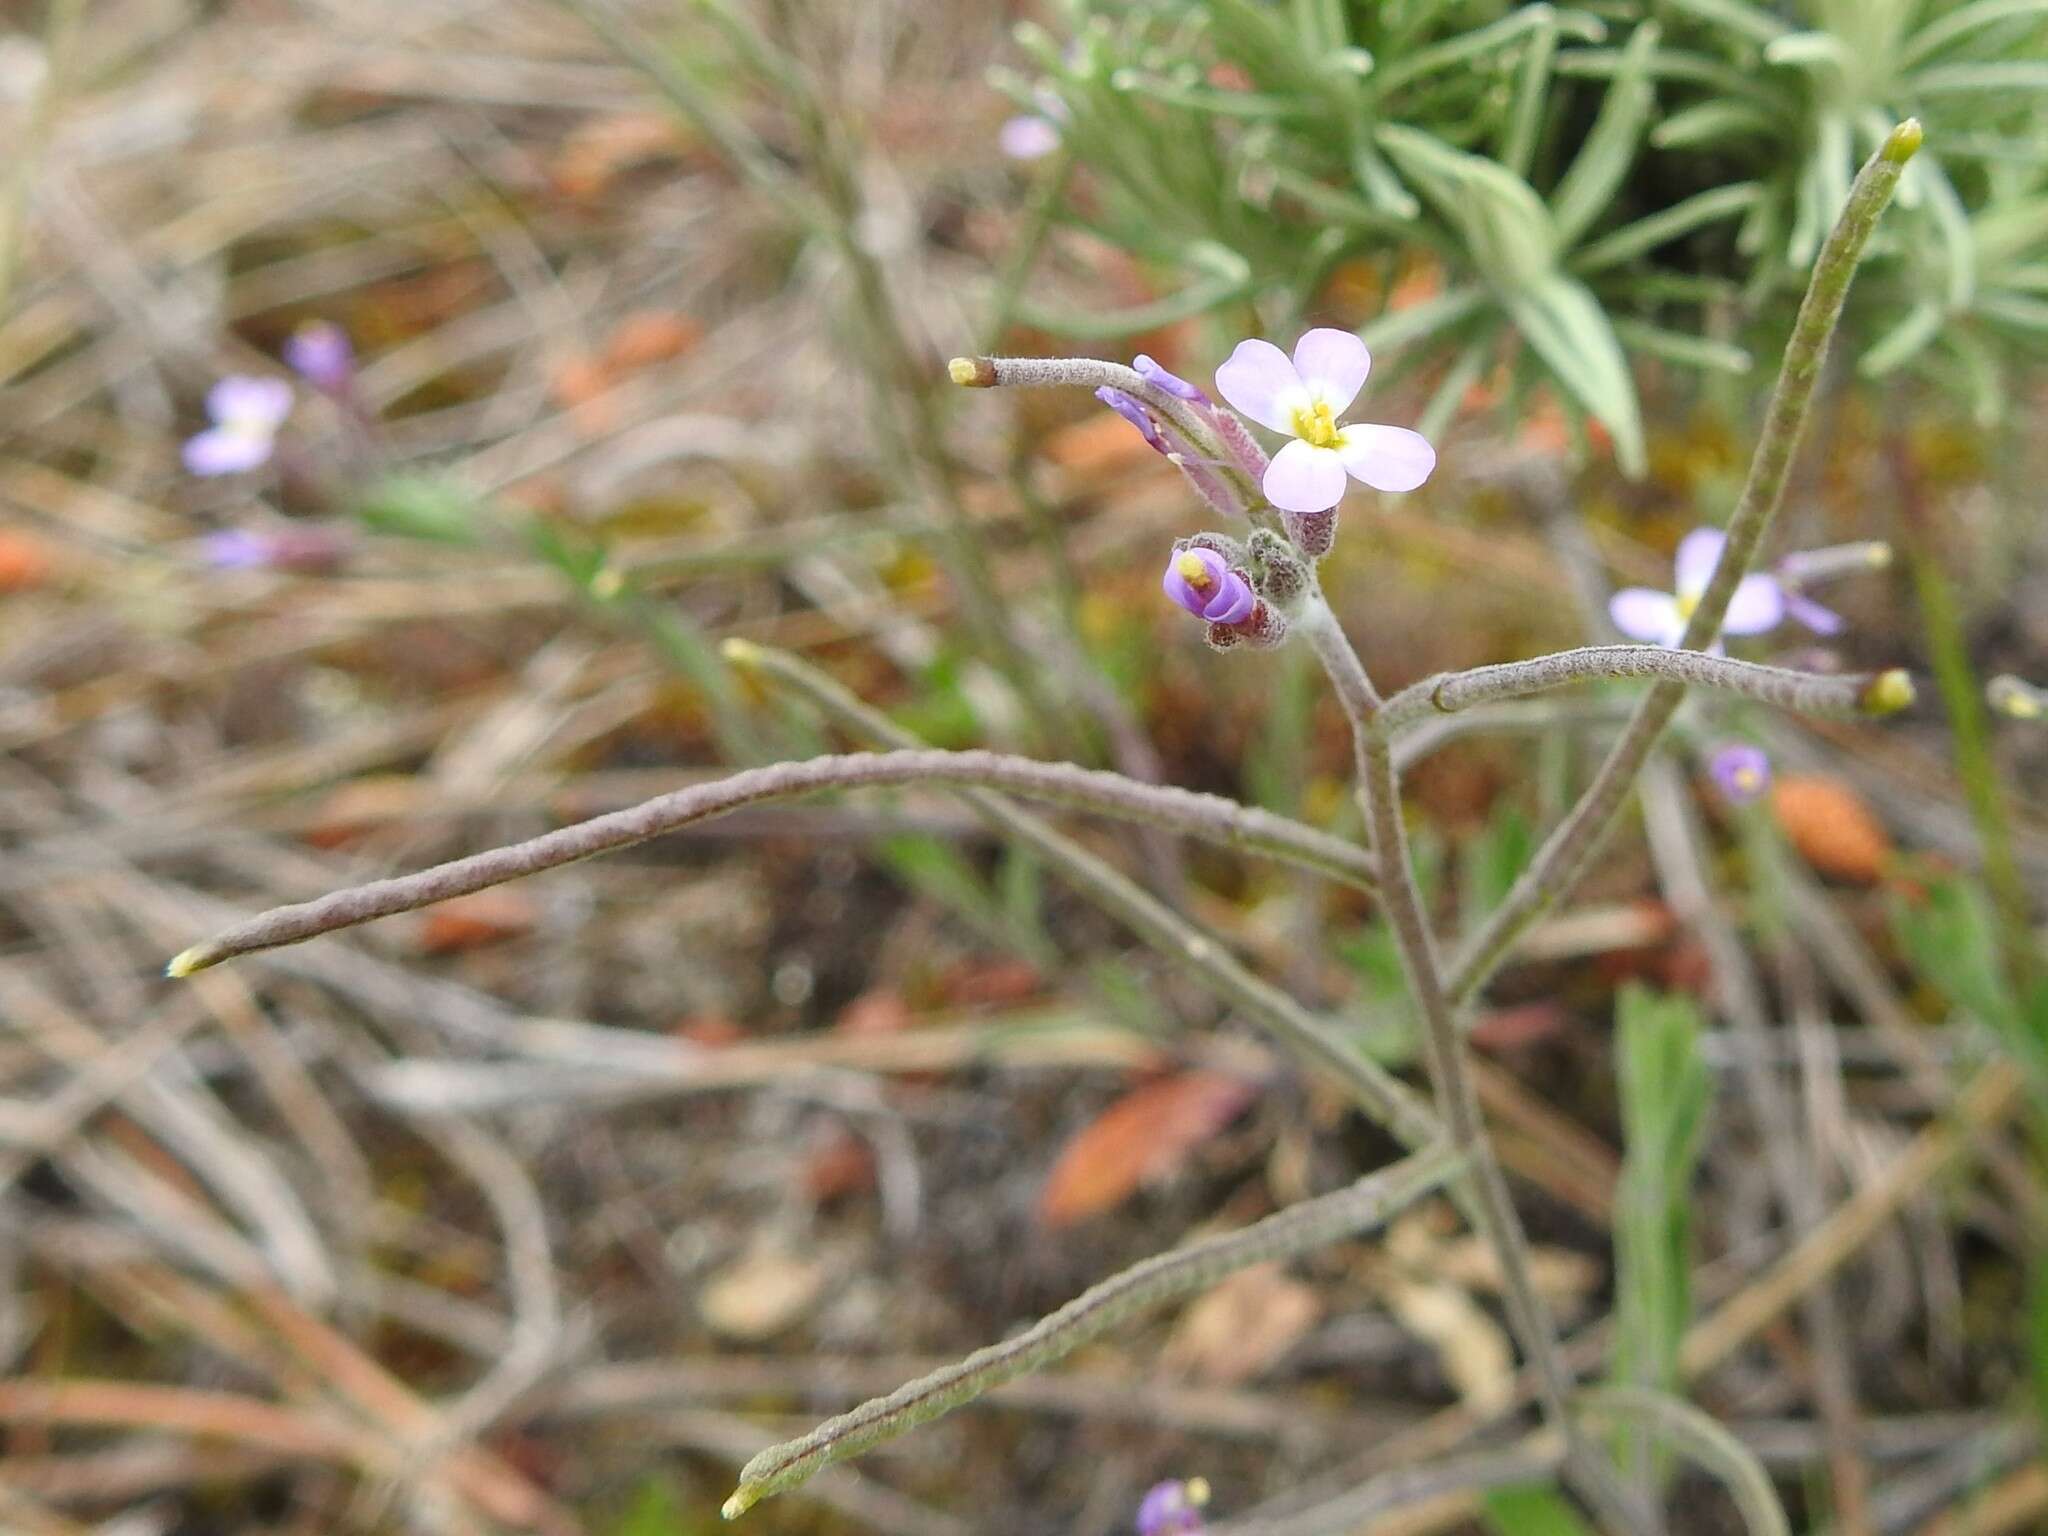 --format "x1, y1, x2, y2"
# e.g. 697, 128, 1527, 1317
1263, 438, 1348, 512
1609, 588, 1684, 646
1095, 387, 1164, 452
1708, 743, 1772, 805
1133, 353, 1207, 403
1290, 328, 1370, 414
206, 375, 293, 429
999, 114, 1061, 160
1722, 573, 1785, 635
1785, 591, 1845, 635
1163, 546, 1225, 617
1673, 527, 1728, 599
1209, 572, 1256, 625
1214, 338, 1307, 433
183, 425, 275, 476
1336, 424, 1436, 493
